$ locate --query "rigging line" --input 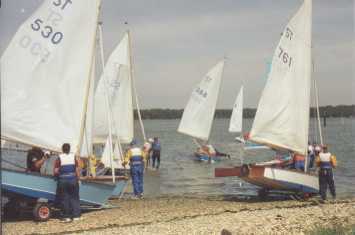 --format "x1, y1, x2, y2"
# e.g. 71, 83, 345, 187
127, 30, 147, 141
98, 22, 116, 183
312, 65, 318, 144
97, 23, 125, 158
98, 23, 125, 169
314, 74, 324, 146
